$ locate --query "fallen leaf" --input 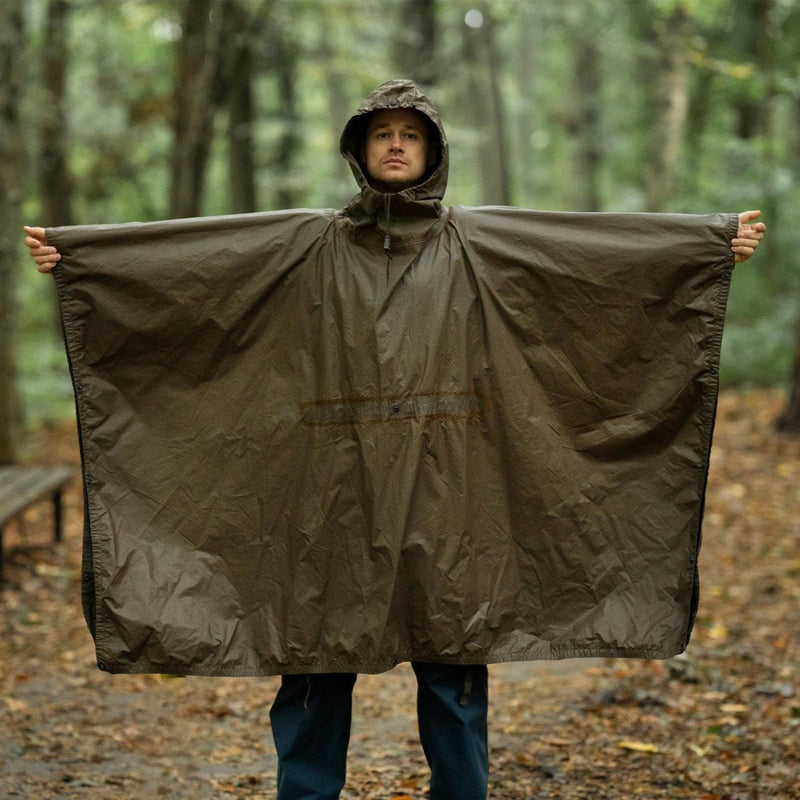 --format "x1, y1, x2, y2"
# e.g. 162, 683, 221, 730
719, 703, 748, 714
618, 741, 660, 753
540, 736, 572, 747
